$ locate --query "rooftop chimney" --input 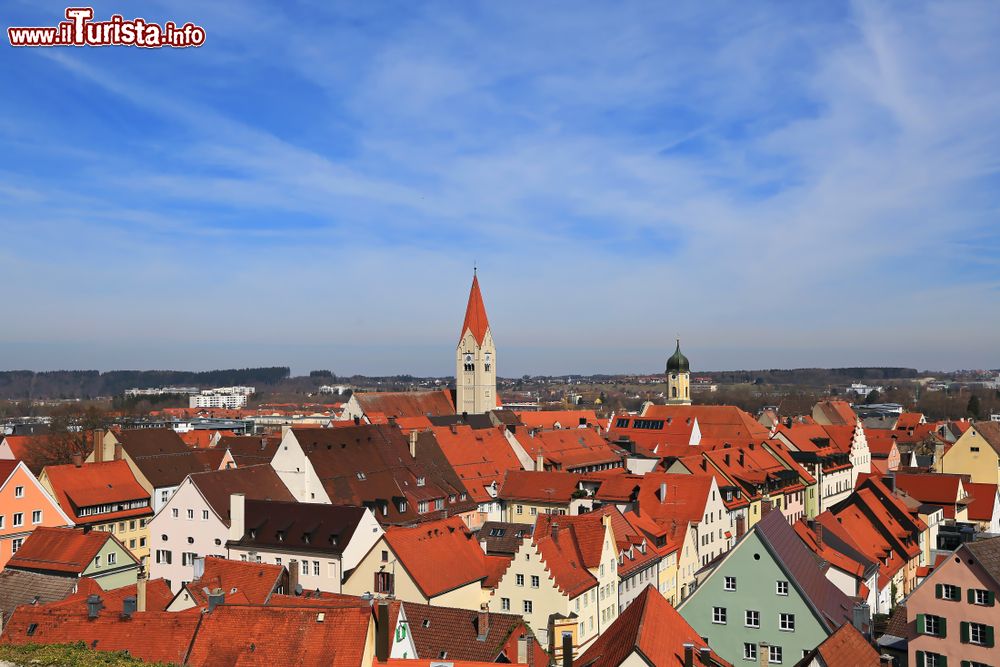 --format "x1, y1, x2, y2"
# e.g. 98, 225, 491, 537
228, 493, 245, 542
477, 603, 490, 640
72, 453, 83, 468
136, 569, 147, 613
86, 594, 103, 619
376, 601, 390, 662
536, 454, 544, 471
699, 647, 712, 665
93, 430, 104, 463
879, 655, 894, 667
260, 436, 268, 451
388, 416, 397, 427
660, 482, 667, 504
207, 588, 224, 612
113, 441, 123, 461
561, 631, 573, 667
815, 523, 825, 549
736, 515, 746, 538
683, 643, 695, 667
760, 642, 769, 667
289, 559, 300, 595
852, 601, 871, 637
409, 430, 418, 458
